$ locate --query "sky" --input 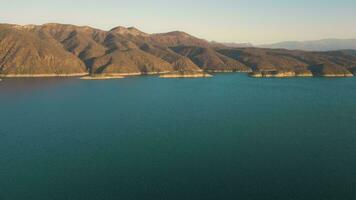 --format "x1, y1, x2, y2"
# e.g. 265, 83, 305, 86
1, 0, 356, 44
